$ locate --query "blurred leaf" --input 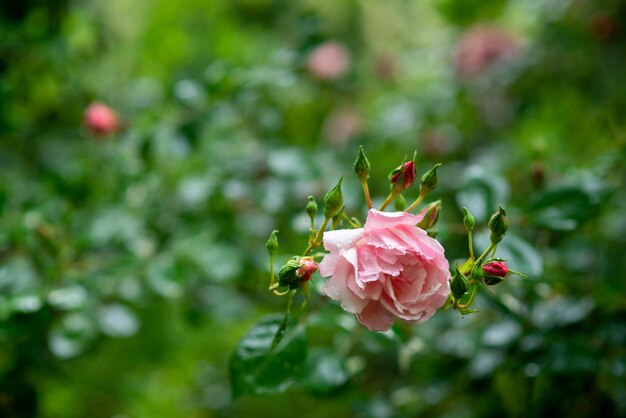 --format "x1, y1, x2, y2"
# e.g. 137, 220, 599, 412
530, 181, 610, 231
230, 314, 306, 397
48, 312, 97, 359
97, 303, 140, 338
299, 348, 349, 396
